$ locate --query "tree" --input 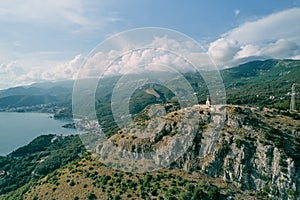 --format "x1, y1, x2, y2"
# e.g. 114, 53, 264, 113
86, 192, 97, 200
192, 187, 206, 200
